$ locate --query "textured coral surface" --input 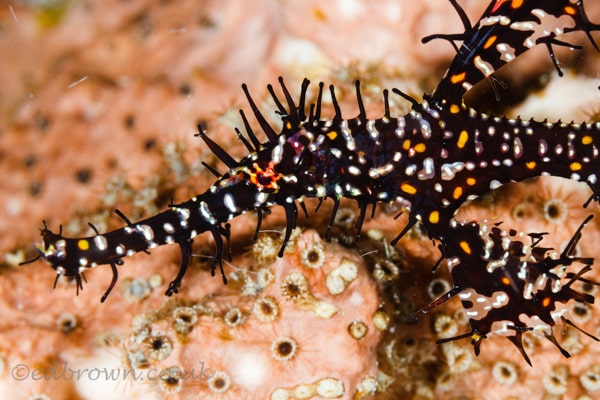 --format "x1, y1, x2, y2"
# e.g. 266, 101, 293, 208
2, 1, 600, 399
